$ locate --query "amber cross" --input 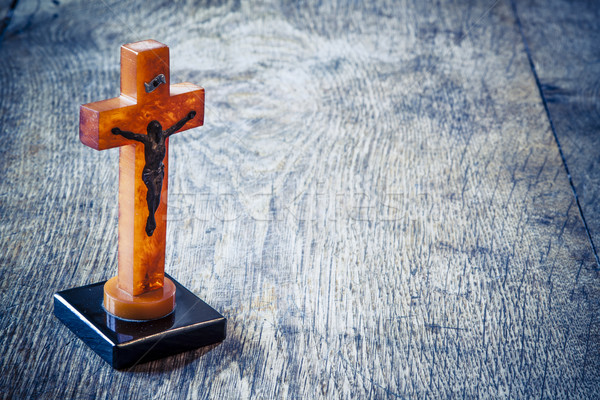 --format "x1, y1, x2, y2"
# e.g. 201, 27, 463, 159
80, 40, 204, 309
